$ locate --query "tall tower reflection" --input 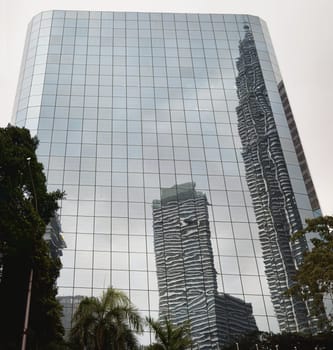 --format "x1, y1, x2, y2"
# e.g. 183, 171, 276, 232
152, 182, 257, 348
235, 25, 314, 333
